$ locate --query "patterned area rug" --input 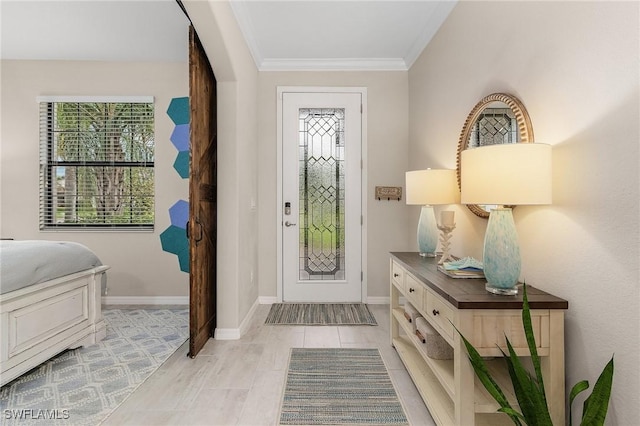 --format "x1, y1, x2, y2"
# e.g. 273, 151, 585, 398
279, 348, 408, 425
265, 303, 377, 326
0, 308, 188, 426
